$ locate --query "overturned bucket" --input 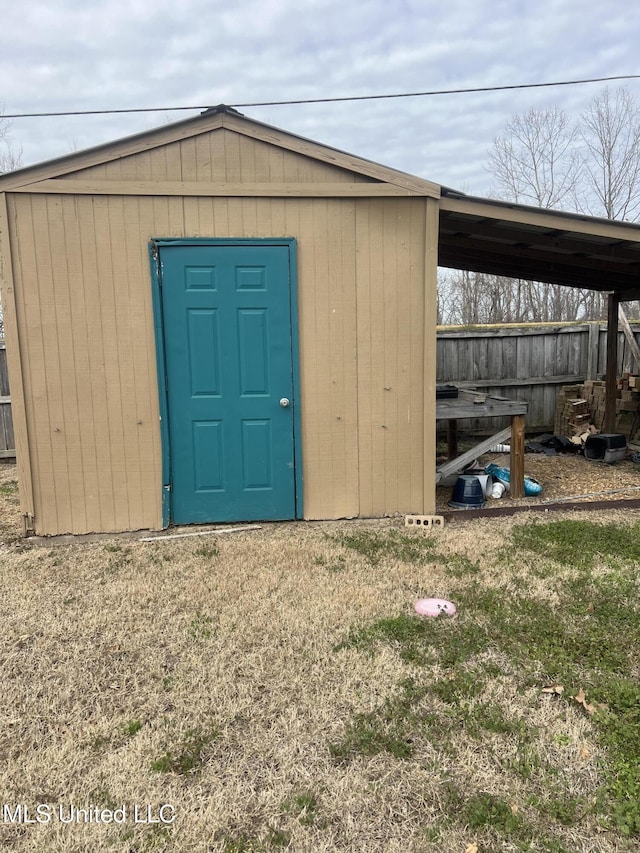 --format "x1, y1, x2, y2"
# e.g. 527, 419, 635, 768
448, 475, 486, 509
